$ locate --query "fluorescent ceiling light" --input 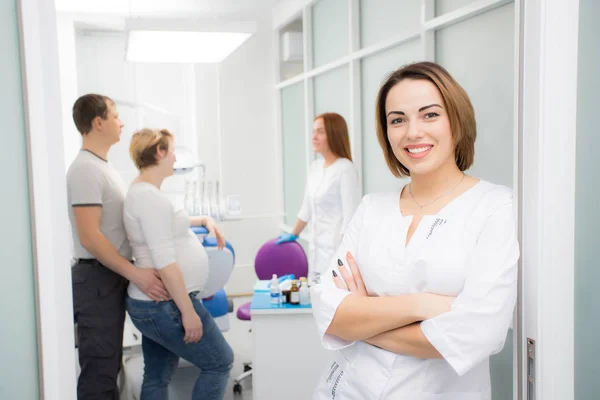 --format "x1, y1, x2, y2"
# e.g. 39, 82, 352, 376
56, 0, 205, 14
126, 30, 252, 63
